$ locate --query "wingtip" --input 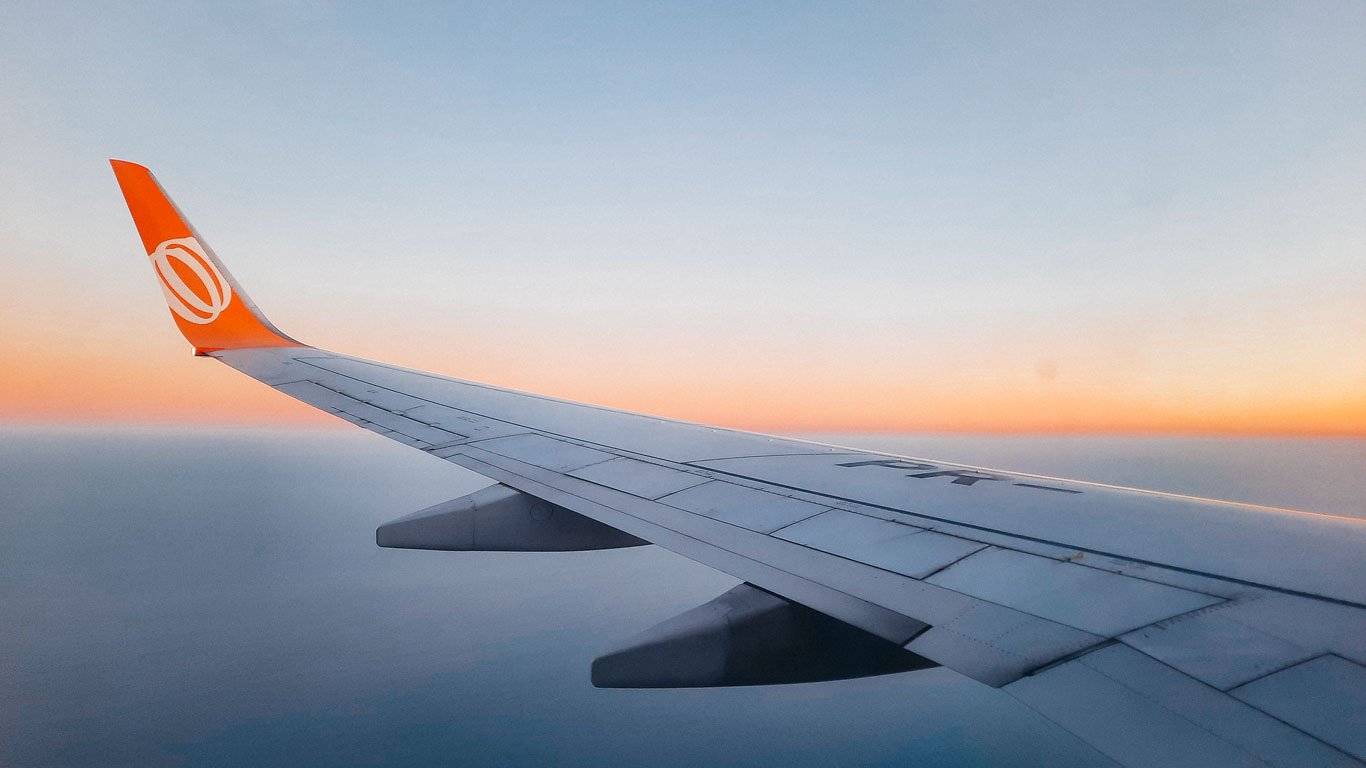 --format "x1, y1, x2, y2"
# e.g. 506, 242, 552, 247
112, 162, 304, 351
109, 158, 149, 172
